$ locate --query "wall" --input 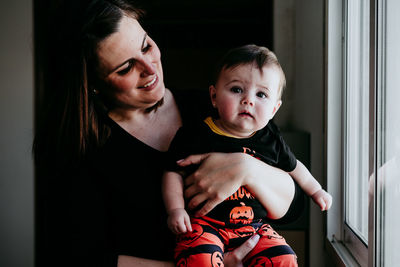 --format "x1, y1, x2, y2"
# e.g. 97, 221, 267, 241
274, 0, 325, 266
0, 0, 34, 266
